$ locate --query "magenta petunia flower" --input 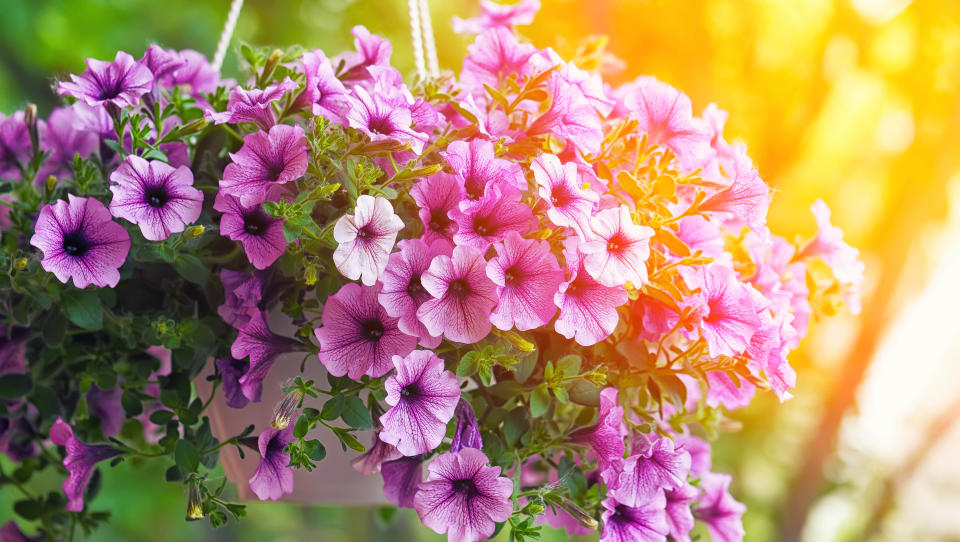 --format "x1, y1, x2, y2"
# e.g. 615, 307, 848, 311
442, 139, 525, 210
50, 418, 123, 512
108, 155, 202, 241
581, 205, 654, 287
485, 231, 563, 331
380, 350, 460, 456
0, 521, 39, 542
248, 425, 295, 501
693, 472, 746, 542
347, 86, 428, 153
418, 245, 499, 344
531, 153, 598, 241
217, 269, 264, 329
140, 44, 186, 81
570, 387, 626, 470
292, 50, 351, 124
378, 238, 453, 348
612, 437, 691, 508
528, 75, 604, 156
699, 150, 770, 233
450, 184, 534, 251
314, 282, 417, 379
664, 484, 698, 542
798, 199, 865, 313
410, 173, 462, 243
600, 494, 670, 542
209, 77, 298, 130
414, 448, 514, 542
160, 50, 221, 96
452, 0, 541, 34
338, 25, 393, 82
461, 27, 537, 96
38, 106, 98, 180
219, 124, 309, 207
216, 357, 255, 408
85, 385, 123, 437
381, 455, 424, 508
554, 239, 629, 346
232, 311, 295, 402
450, 399, 483, 453
683, 265, 761, 358
214, 193, 287, 270
57, 51, 154, 109
30, 195, 131, 289
0, 112, 33, 181
333, 195, 405, 286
